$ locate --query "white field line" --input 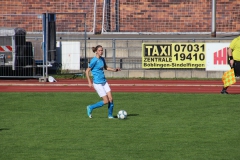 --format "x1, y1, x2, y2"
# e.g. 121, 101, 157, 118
1, 83, 240, 87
